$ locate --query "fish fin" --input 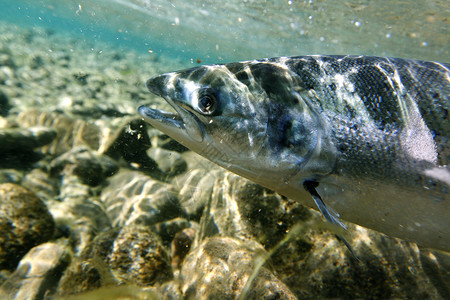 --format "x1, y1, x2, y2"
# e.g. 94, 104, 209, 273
303, 180, 359, 260
336, 234, 360, 261
303, 180, 347, 230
